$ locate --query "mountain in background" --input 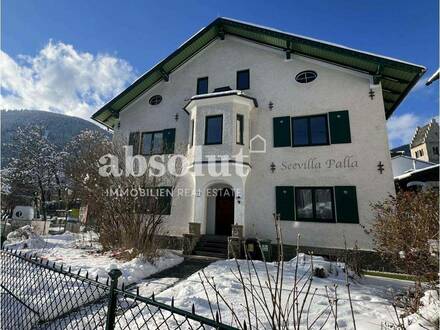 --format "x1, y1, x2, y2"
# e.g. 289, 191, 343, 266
1, 110, 111, 168
390, 144, 411, 157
